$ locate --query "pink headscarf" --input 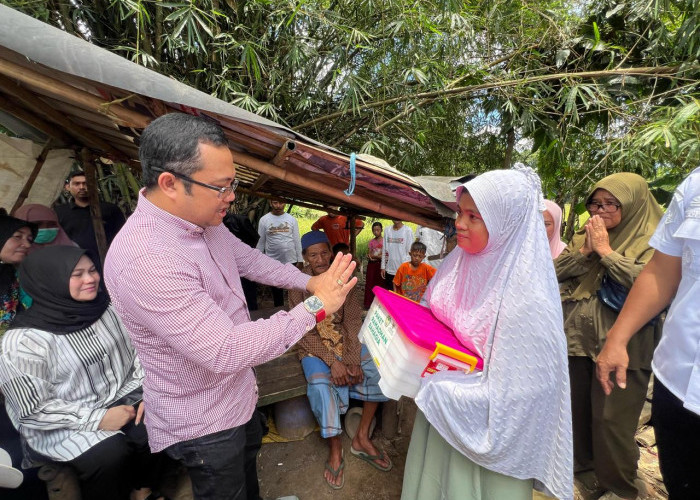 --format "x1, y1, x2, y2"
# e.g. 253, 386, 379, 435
543, 199, 566, 258
13, 204, 77, 253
